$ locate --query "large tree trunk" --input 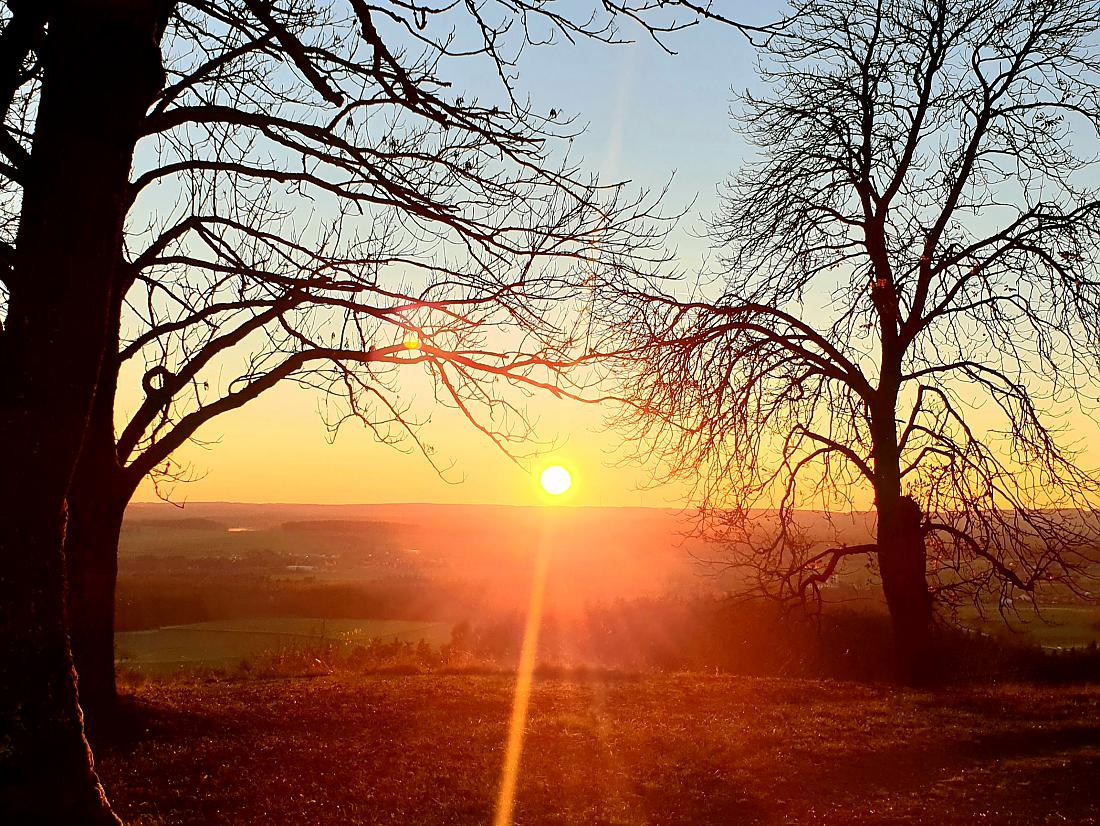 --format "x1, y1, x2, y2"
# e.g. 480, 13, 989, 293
869, 357, 934, 685
876, 493, 934, 685
0, 3, 168, 821
67, 367, 136, 737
